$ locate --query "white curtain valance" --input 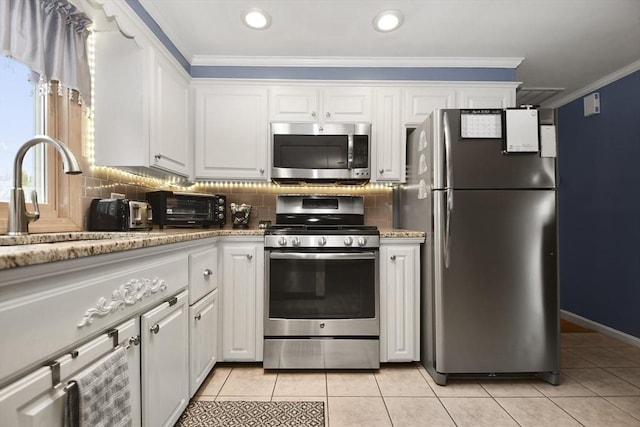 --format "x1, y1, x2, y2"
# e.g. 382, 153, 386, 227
1, 0, 92, 106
